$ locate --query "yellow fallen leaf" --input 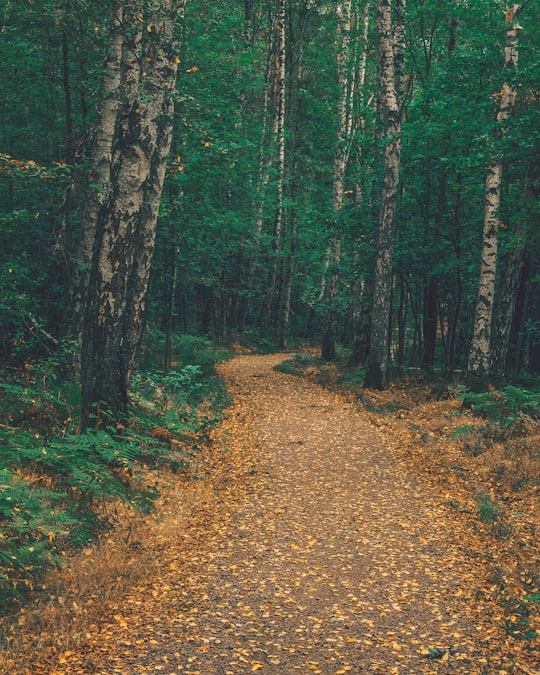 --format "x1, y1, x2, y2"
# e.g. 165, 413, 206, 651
252, 664, 263, 671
